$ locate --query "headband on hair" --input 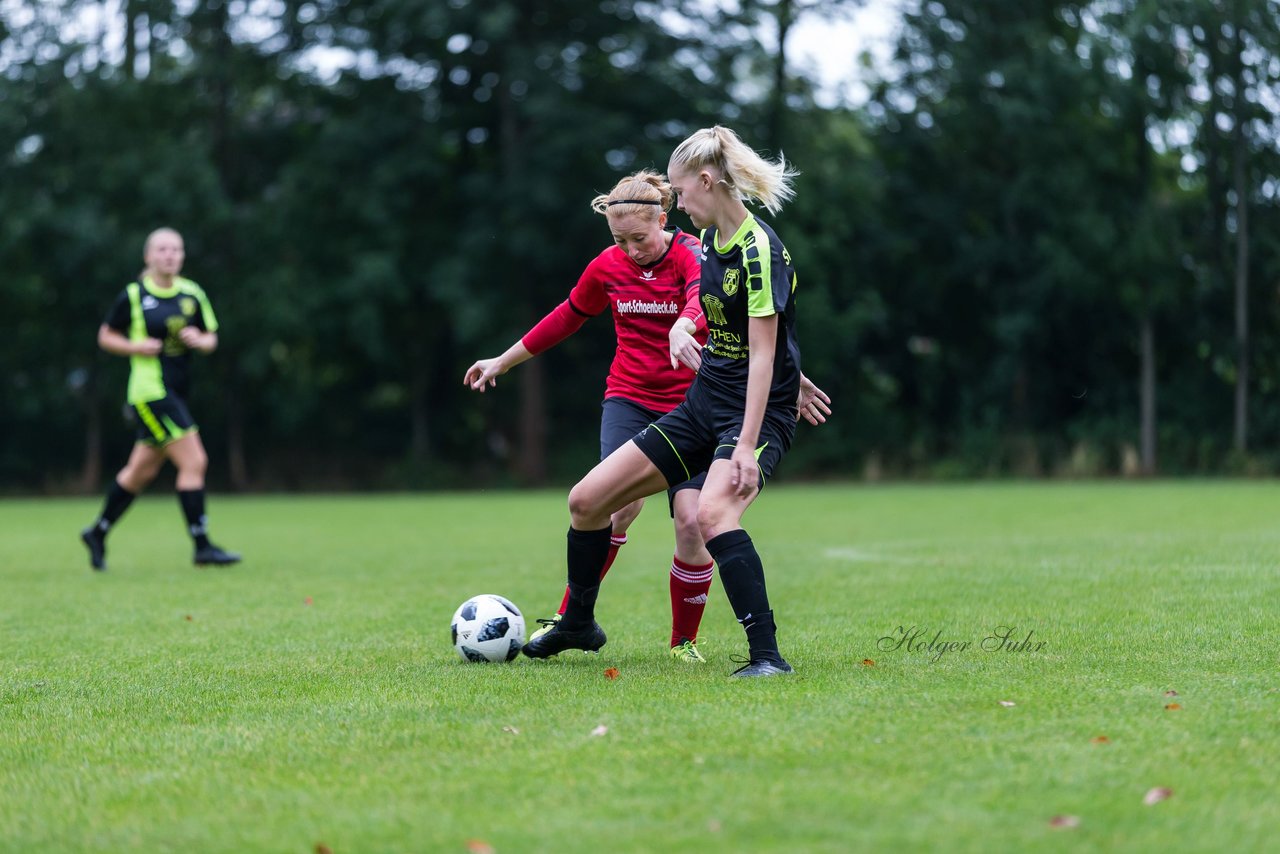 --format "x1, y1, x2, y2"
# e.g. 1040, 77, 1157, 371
607, 199, 662, 206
